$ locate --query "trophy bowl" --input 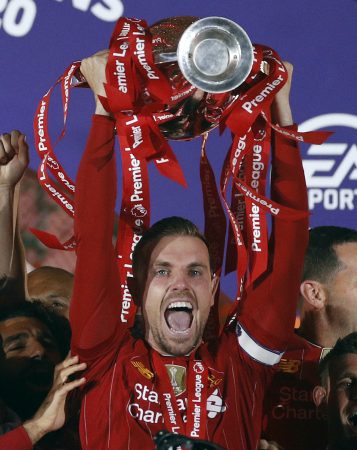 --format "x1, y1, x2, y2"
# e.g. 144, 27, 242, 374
150, 16, 254, 140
